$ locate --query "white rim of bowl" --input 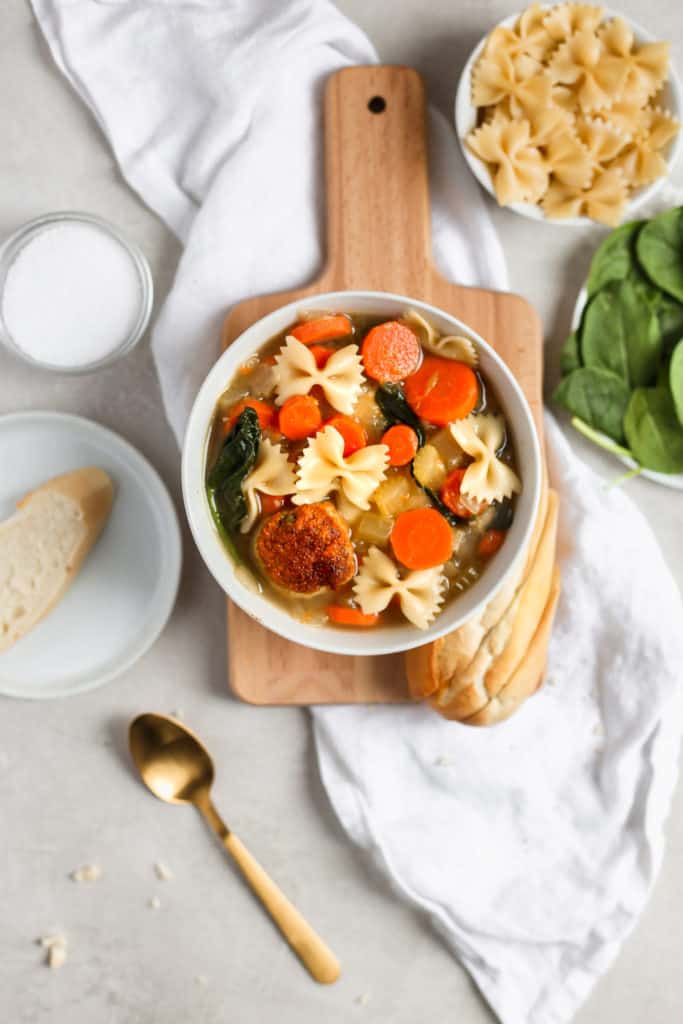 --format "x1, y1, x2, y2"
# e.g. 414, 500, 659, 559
182, 290, 542, 657
454, 6, 683, 226
0, 410, 182, 699
0, 211, 154, 374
